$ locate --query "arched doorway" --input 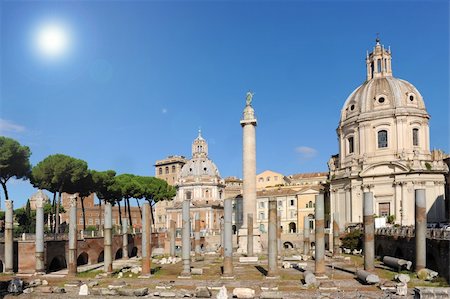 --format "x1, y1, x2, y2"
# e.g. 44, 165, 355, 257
115, 248, 123, 260
97, 251, 104, 263
130, 247, 138, 258
48, 255, 66, 272
283, 242, 294, 249
289, 222, 296, 233
77, 252, 89, 266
